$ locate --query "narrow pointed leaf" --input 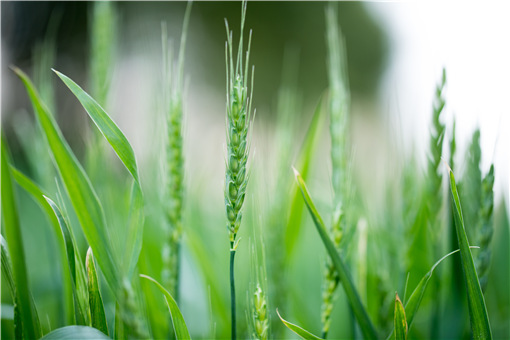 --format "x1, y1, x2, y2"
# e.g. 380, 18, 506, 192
1, 235, 23, 339
44, 196, 88, 325
40, 326, 110, 340
86, 248, 109, 336
293, 168, 378, 340
276, 309, 323, 340
53, 69, 139, 184
394, 293, 407, 340
285, 95, 326, 259
404, 249, 461, 330
13, 67, 120, 293
53, 69, 143, 277
1, 137, 42, 339
448, 169, 492, 339
385, 248, 475, 340
140, 274, 190, 340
